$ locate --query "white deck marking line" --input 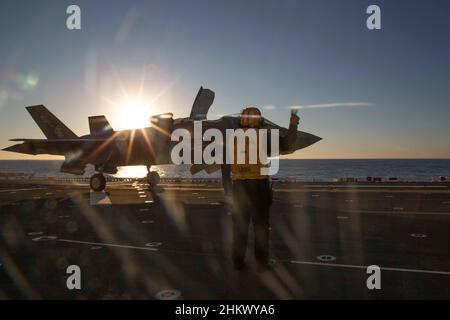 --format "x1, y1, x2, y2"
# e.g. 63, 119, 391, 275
340, 209, 450, 216
290, 260, 450, 275
57, 239, 158, 251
